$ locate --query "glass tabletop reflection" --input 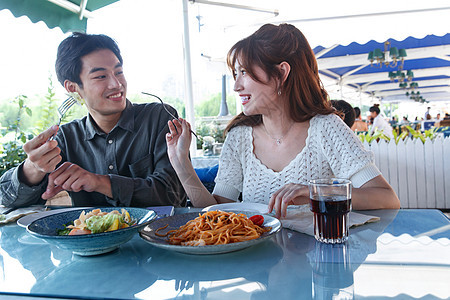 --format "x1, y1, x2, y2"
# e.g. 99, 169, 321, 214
0, 208, 448, 299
